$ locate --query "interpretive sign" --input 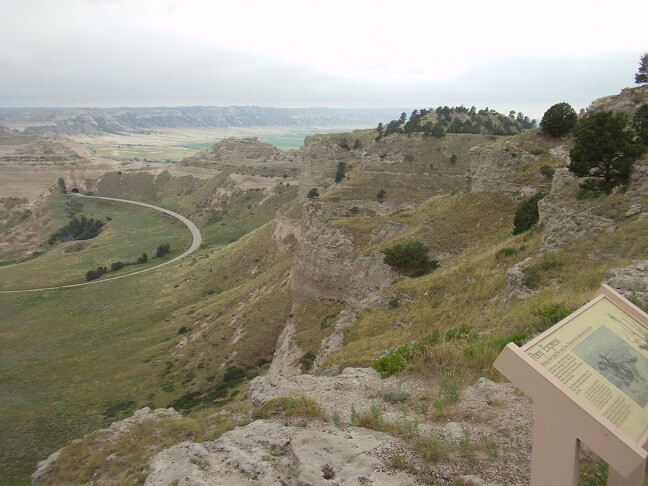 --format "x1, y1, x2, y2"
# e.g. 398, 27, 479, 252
495, 285, 648, 486
525, 296, 648, 442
